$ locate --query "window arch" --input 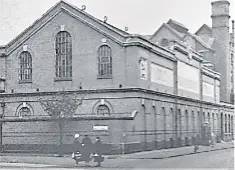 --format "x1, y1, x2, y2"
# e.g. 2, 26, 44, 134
19, 107, 31, 118
97, 45, 112, 78
97, 105, 110, 116
55, 31, 72, 79
19, 51, 32, 82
